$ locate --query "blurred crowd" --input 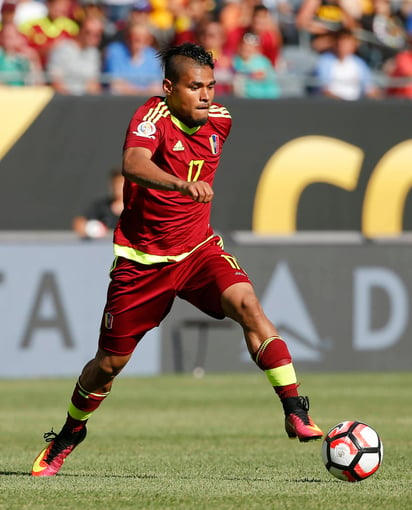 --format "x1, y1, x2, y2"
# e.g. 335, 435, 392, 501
1, 0, 412, 99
